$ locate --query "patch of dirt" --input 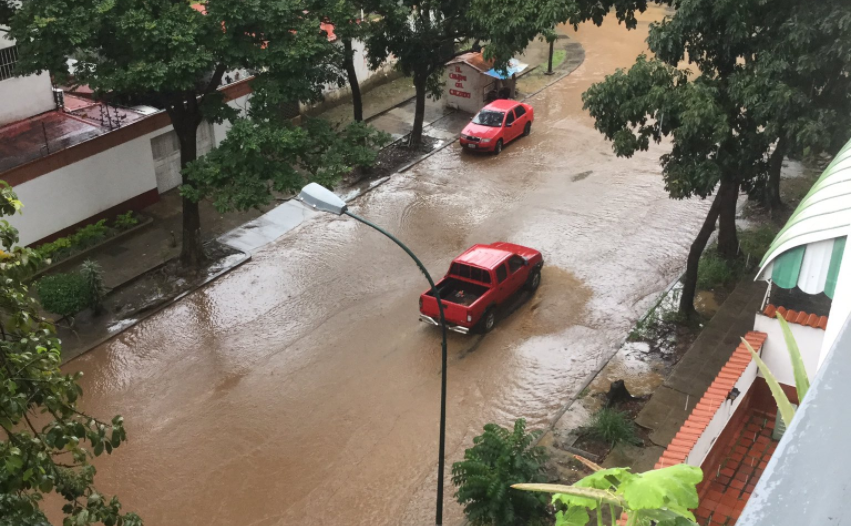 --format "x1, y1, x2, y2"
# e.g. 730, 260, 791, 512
340, 135, 440, 188
570, 395, 653, 464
